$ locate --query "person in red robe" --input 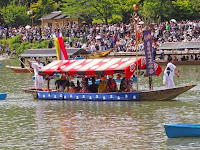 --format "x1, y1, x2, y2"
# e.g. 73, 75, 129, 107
107, 75, 118, 92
